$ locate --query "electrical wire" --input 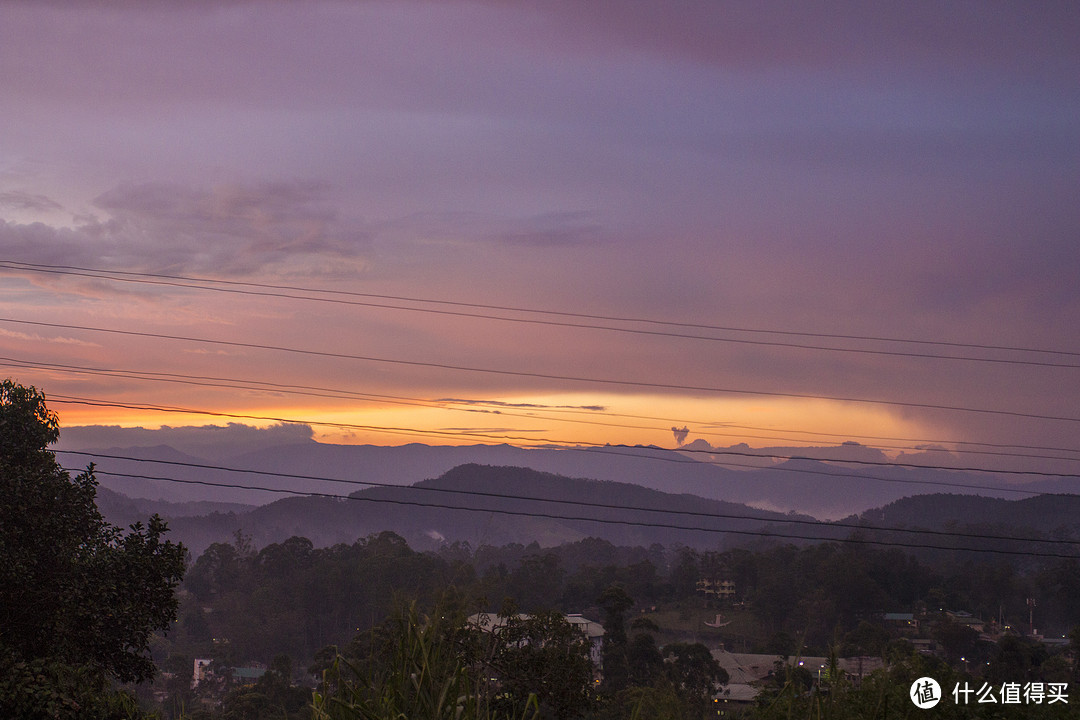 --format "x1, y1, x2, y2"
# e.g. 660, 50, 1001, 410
58, 448, 1080, 548
8, 265, 1079, 559
46, 397, 1080, 504
47, 398, 1048, 500
66, 465, 1080, 560
47, 394, 1080, 480
5, 260, 1077, 361
3, 316, 1078, 424
5, 354, 1078, 463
